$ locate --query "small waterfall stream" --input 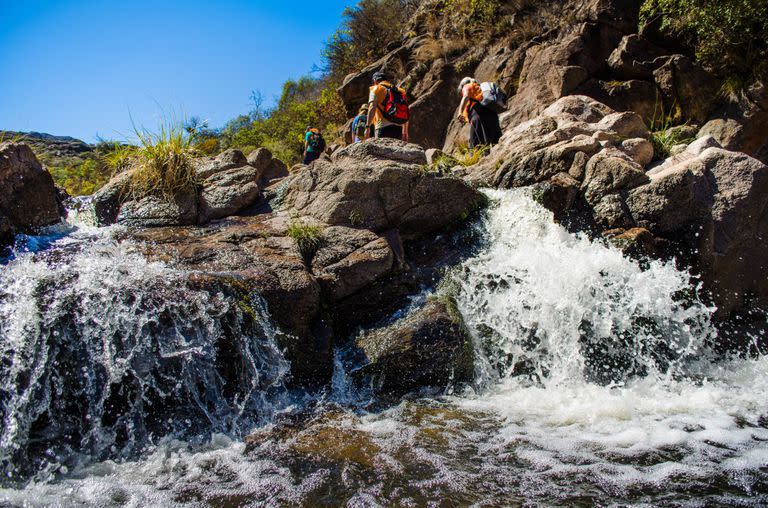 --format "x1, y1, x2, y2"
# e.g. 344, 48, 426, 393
0, 225, 290, 485
0, 190, 766, 506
